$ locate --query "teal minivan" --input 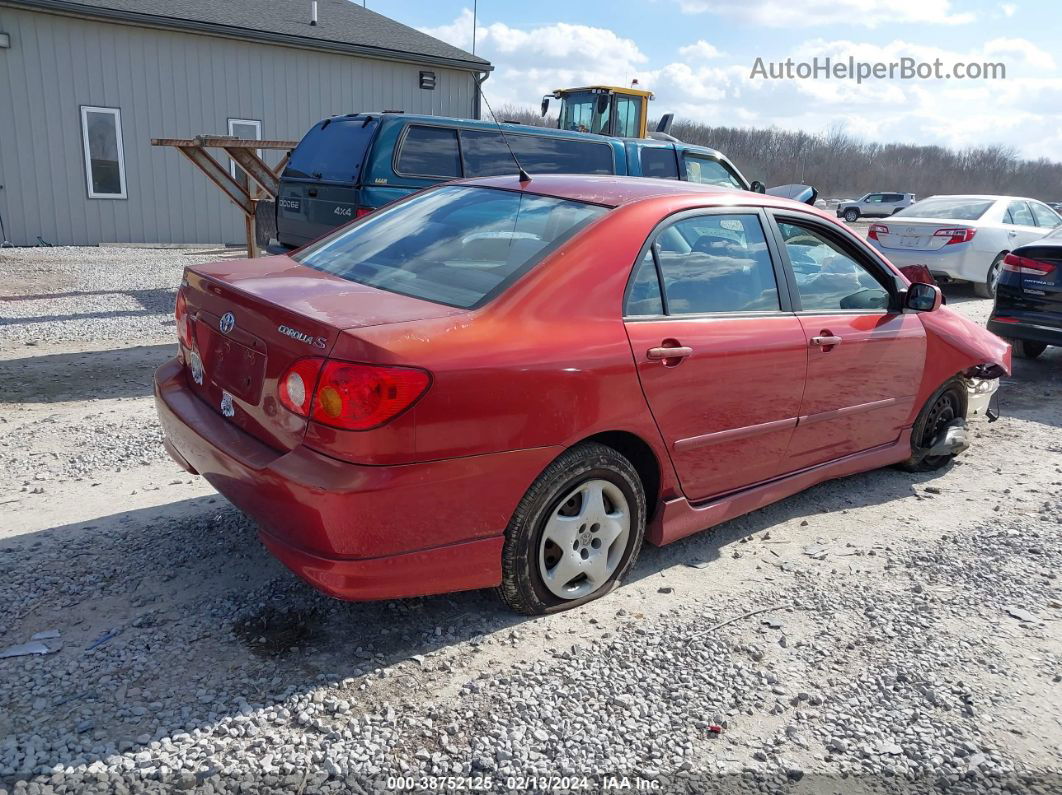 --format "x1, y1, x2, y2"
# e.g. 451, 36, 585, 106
275, 113, 772, 249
